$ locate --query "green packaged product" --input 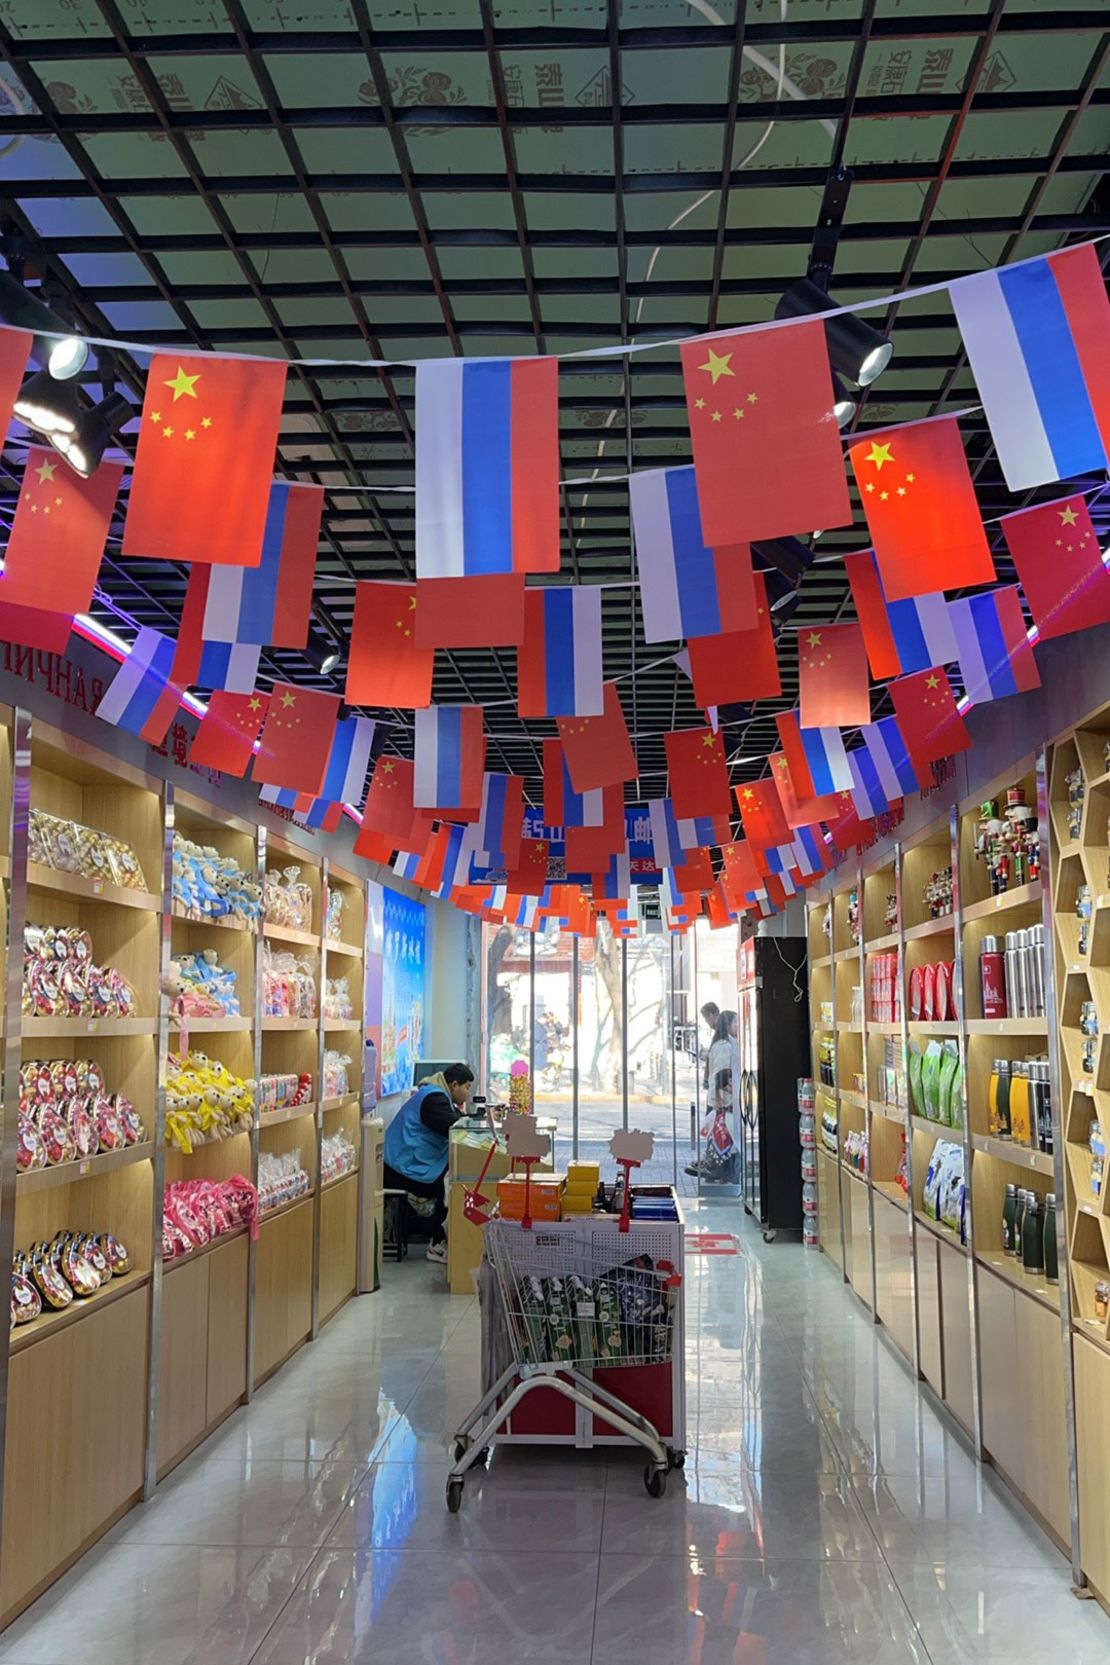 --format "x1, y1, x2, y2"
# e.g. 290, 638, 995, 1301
543, 1277, 576, 1361
907, 1043, 924, 1117
567, 1274, 596, 1364
519, 1277, 548, 1363
594, 1276, 623, 1361
937, 1041, 960, 1127
921, 1040, 943, 1121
